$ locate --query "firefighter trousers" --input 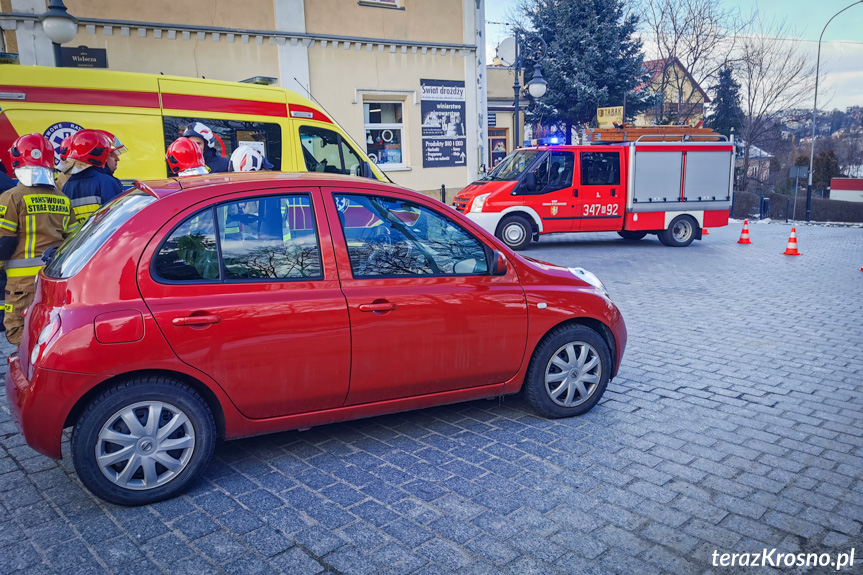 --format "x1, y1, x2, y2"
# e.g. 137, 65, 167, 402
5, 275, 35, 347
